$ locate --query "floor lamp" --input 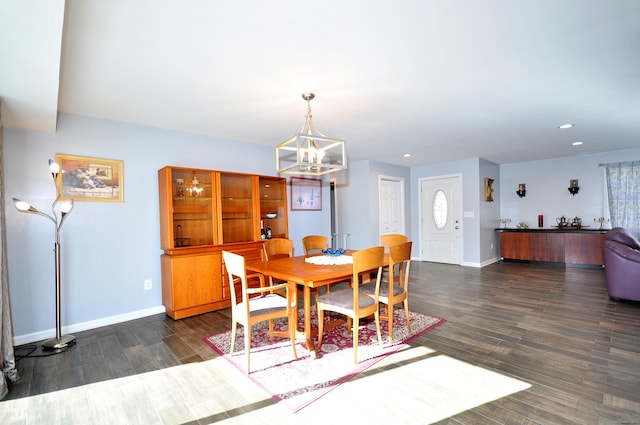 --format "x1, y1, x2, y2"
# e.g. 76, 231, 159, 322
13, 159, 76, 351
